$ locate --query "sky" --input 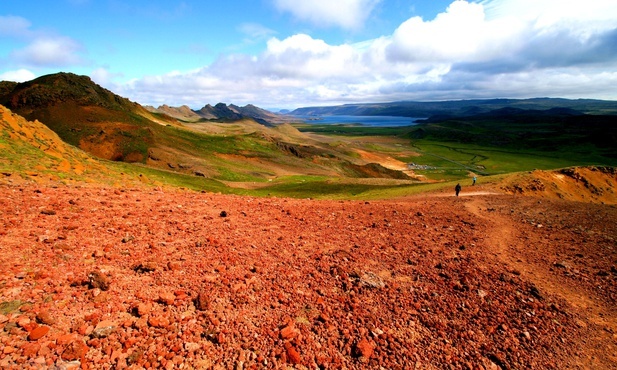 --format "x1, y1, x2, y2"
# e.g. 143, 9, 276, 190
1, 0, 616, 110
